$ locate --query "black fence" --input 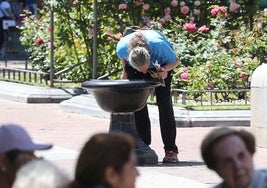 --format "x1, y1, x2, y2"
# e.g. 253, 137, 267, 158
171, 89, 250, 105
0, 67, 48, 85
149, 88, 250, 106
